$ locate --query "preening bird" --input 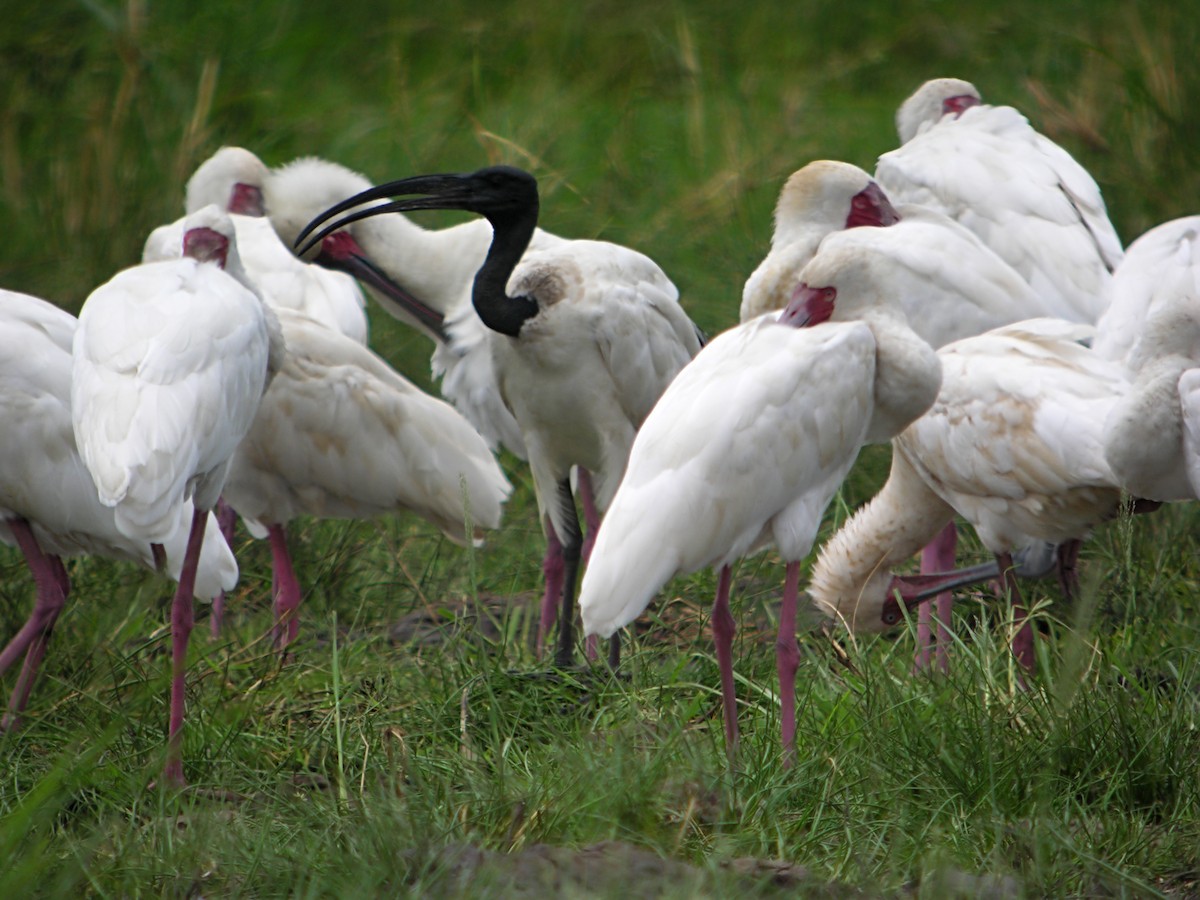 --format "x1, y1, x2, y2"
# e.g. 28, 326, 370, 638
1100, 223, 1200, 503
739, 160, 900, 322
264, 155, 557, 458
145, 147, 369, 344
218, 307, 513, 650
579, 242, 944, 757
811, 318, 1128, 672
0, 289, 236, 730
72, 206, 283, 786
875, 77, 1123, 324
295, 165, 704, 669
